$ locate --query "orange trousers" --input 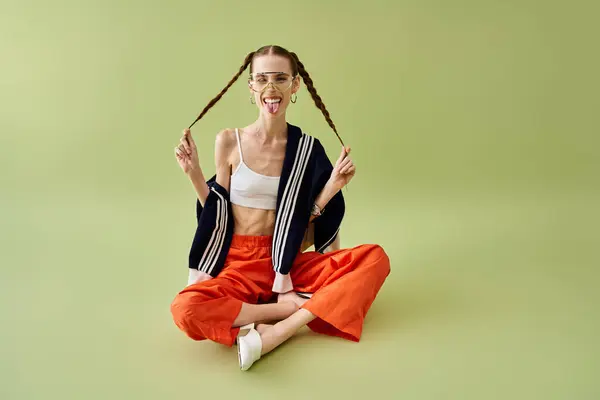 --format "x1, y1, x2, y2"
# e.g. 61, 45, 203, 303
170, 234, 391, 347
